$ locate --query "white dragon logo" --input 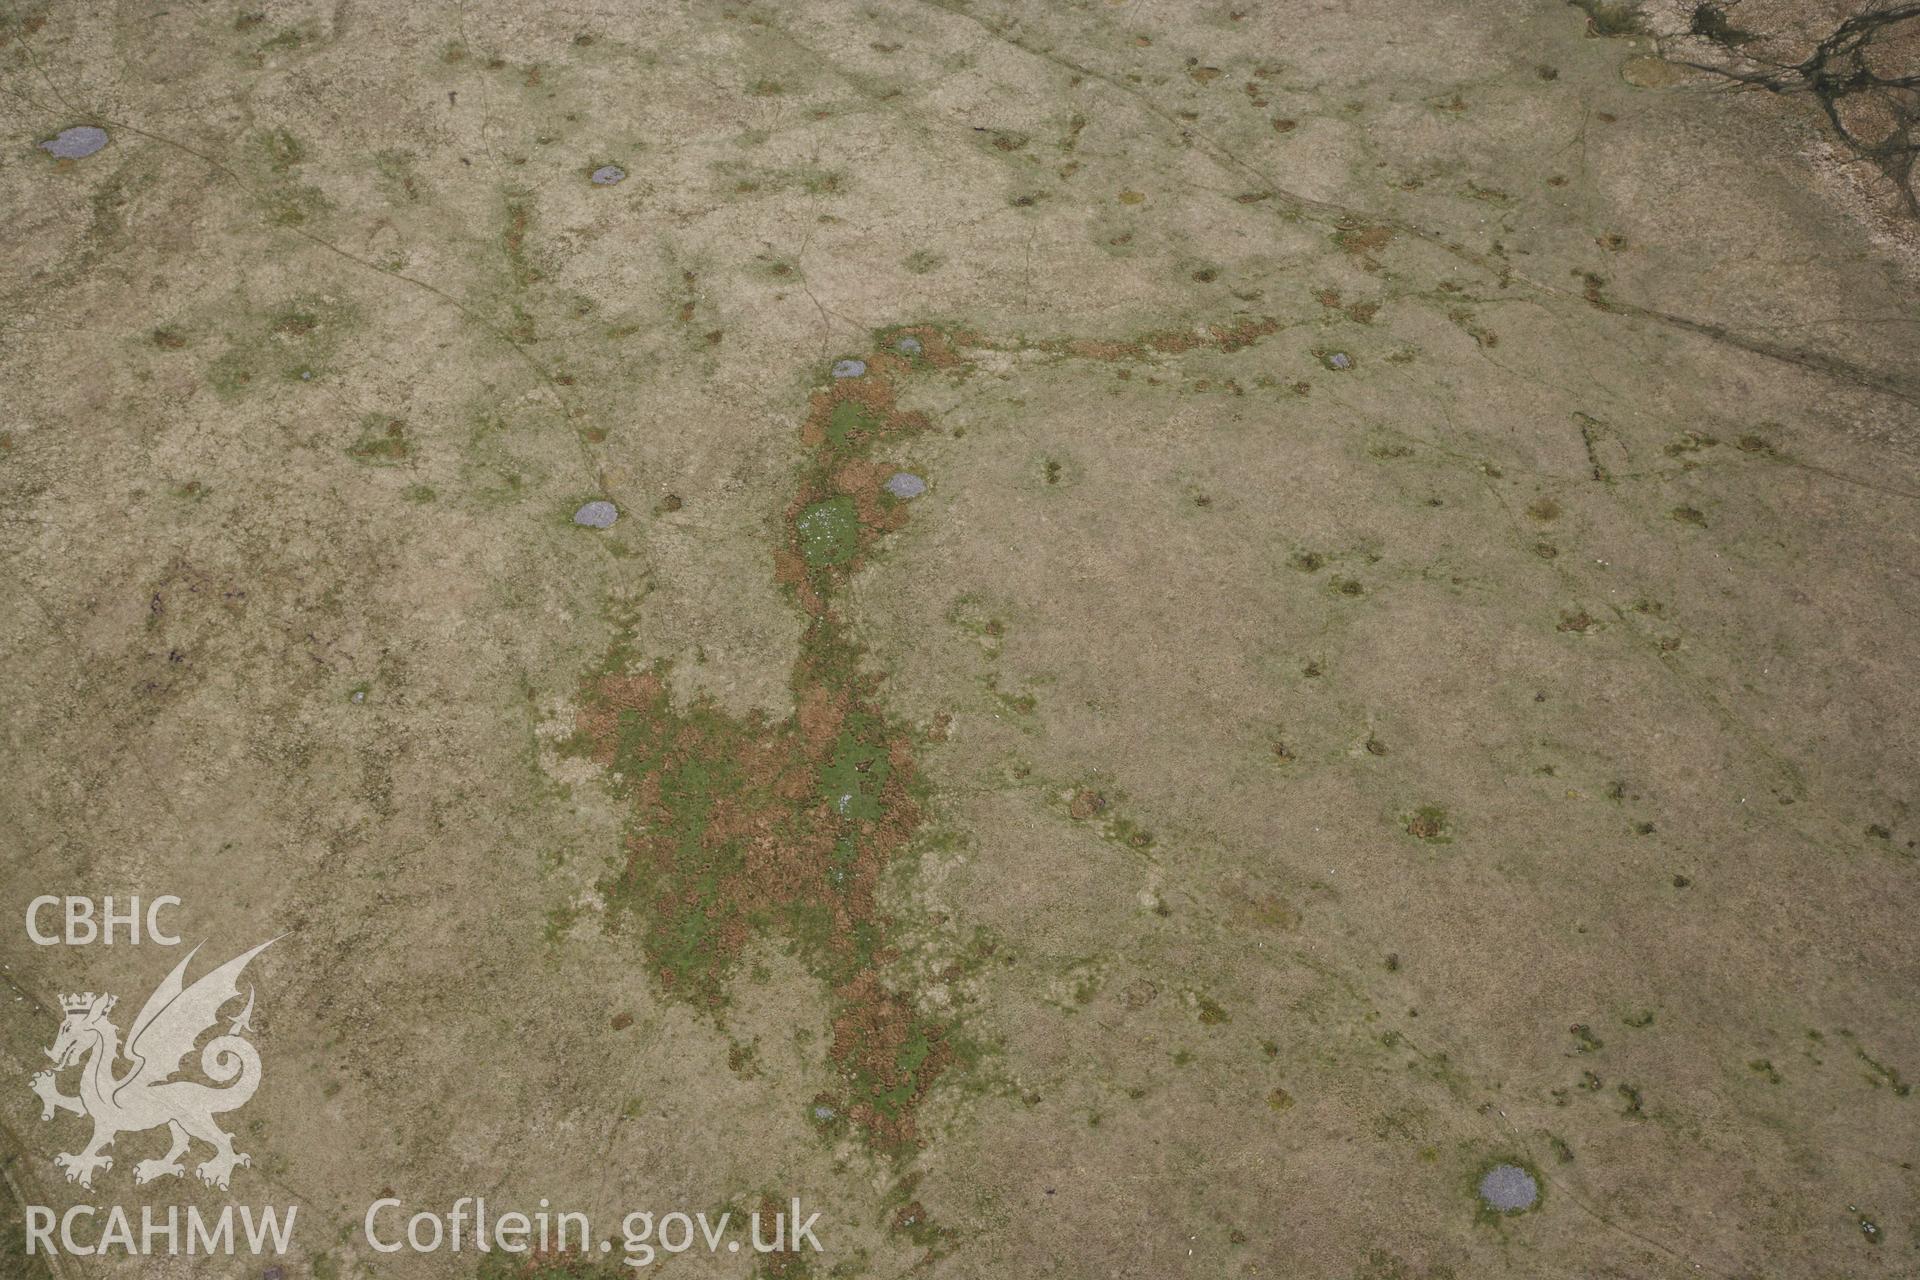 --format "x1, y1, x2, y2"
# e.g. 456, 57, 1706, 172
29, 938, 276, 1191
